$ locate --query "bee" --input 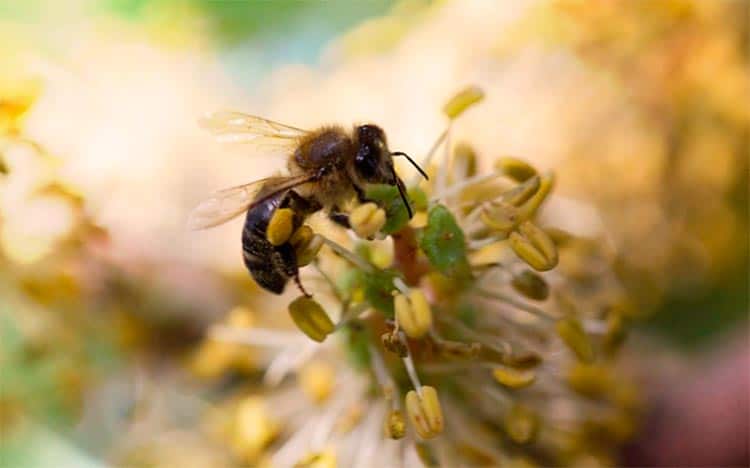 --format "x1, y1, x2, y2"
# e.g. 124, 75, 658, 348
188, 112, 427, 296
